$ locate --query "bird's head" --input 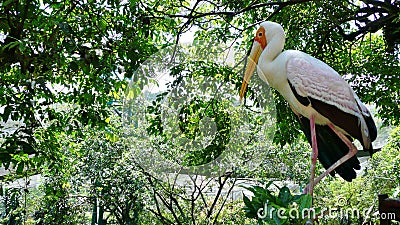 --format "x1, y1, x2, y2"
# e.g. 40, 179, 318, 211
239, 21, 285, 101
